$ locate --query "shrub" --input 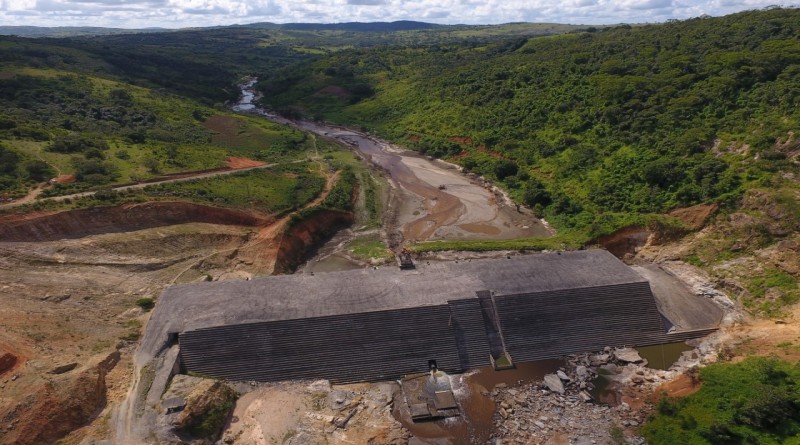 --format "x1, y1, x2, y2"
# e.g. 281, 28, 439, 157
136, 298, 155, 311
24, 160, 55, 182
494, 160, 518, 180
643, 357, 800, 444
